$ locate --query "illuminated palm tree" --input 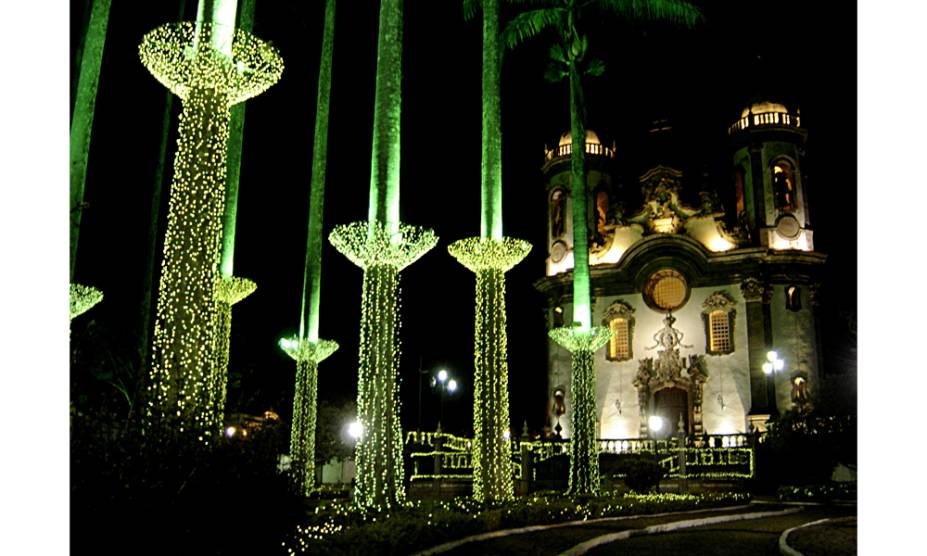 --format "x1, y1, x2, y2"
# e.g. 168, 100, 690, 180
279, 0, 340, 498
329, 0, 438, 512
212, 0, 259, 442
140, 0, 283, 444
449, 0, 531, 503
503, 0, 702, 496
69, 0, 111, 320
